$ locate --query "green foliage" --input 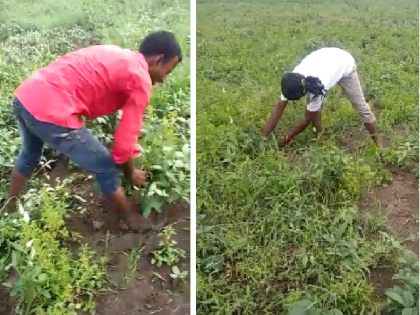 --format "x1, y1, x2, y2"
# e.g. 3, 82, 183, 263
151, 226, 187, 267
124, 104, 191, 217
0, 0, 190, 314
286, 300, 344, 315
382, 250, 419, 315
300, 145, 379, 202
1, 184, 107, 315
380, 132, 419, 177
170, 265, 189, 281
